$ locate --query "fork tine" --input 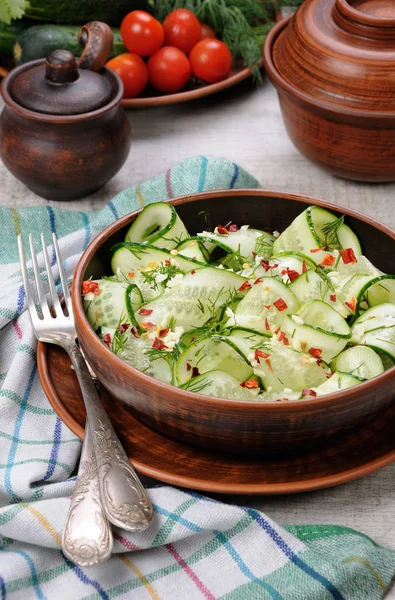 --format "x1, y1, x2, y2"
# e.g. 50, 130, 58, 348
29, 234, 51, 319
52, 234, 72, 316
17, 235, 40, 327
40, 233, 63, 316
